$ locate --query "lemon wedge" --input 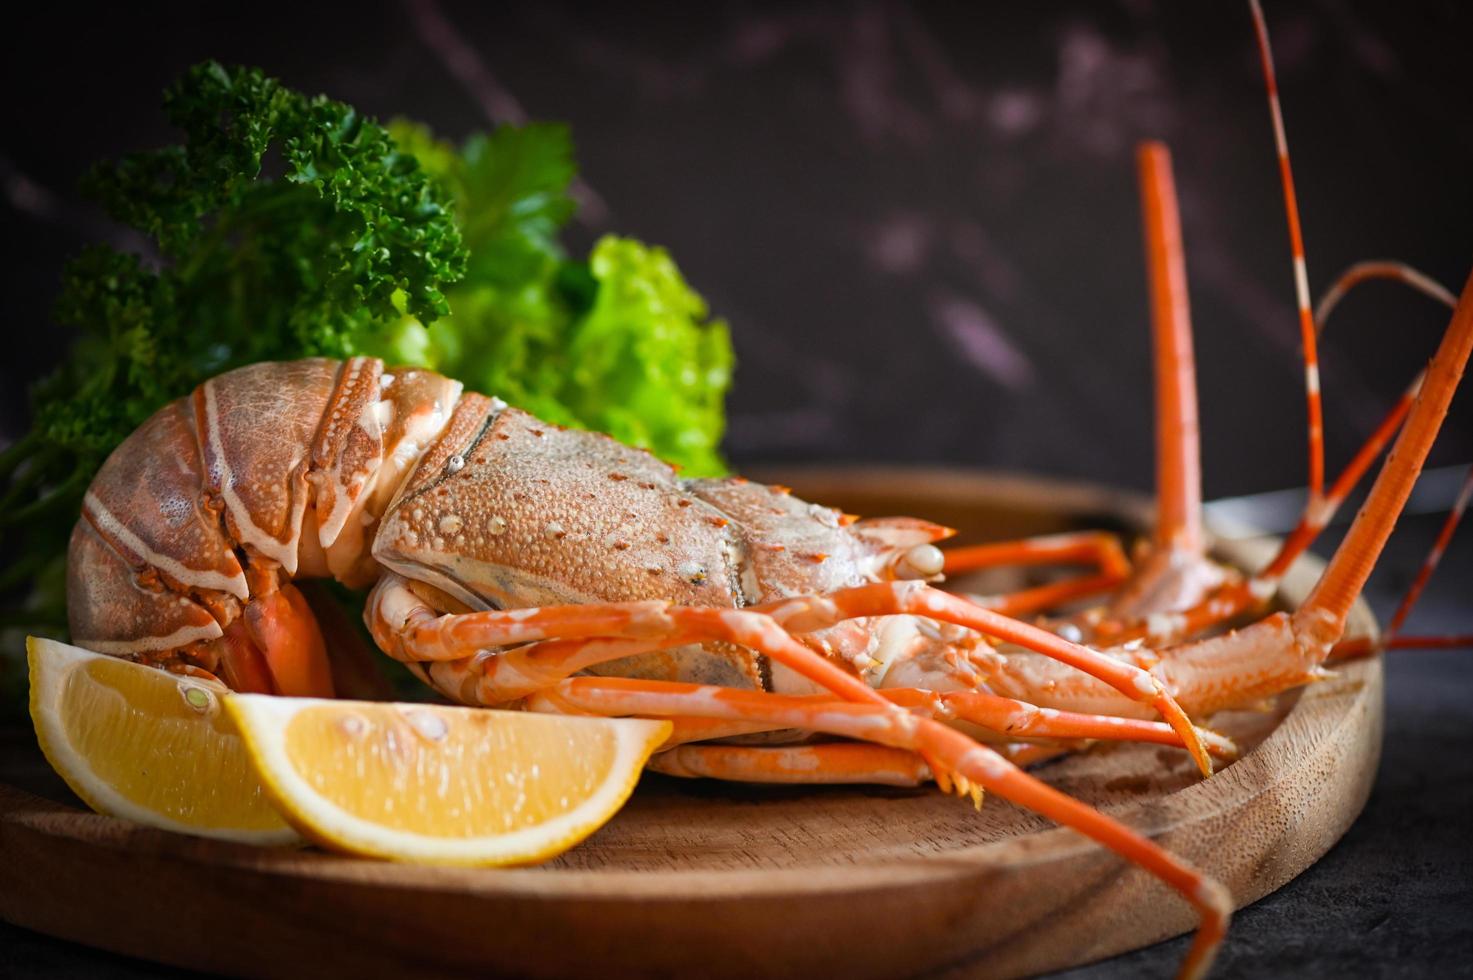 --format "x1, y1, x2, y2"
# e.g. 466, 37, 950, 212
27, 636, 298, 844
225, 695, 670, 866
